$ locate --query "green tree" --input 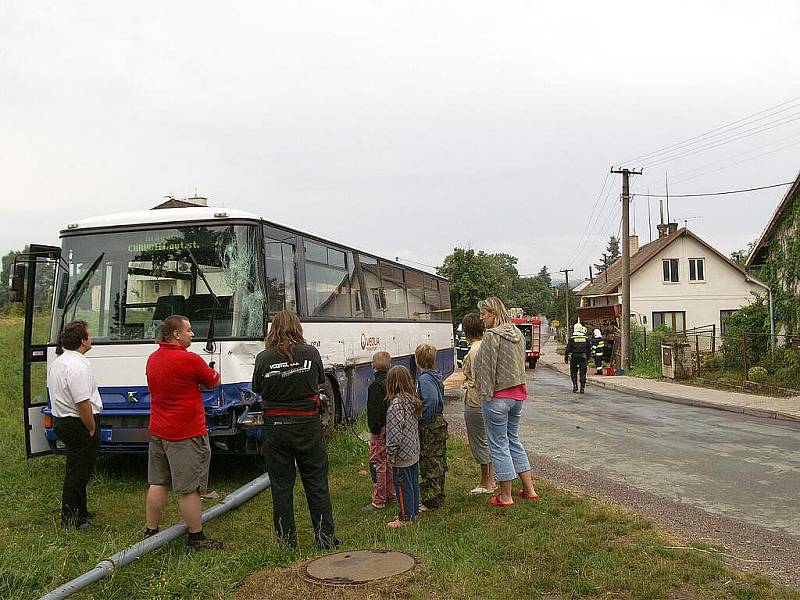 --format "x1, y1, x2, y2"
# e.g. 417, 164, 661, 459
731, 240, 756, 265
594, 236, 621, 272
437, 248, 518, 326
510, 276, 552, 316
537, 265, 551, 287
545, 282, 577, 334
